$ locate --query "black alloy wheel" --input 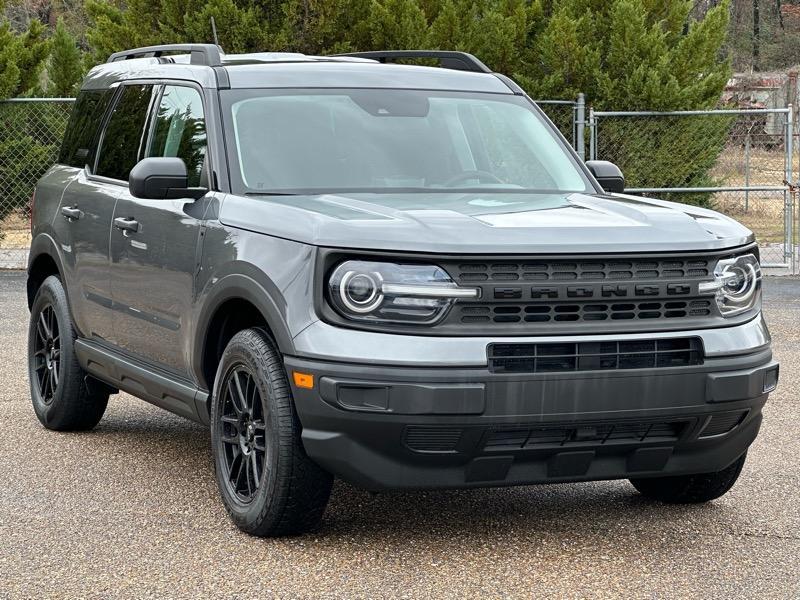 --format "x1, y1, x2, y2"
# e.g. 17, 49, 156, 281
218, 366, 270, 503
210, 327, 333, 536
32, 304, 61, 404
